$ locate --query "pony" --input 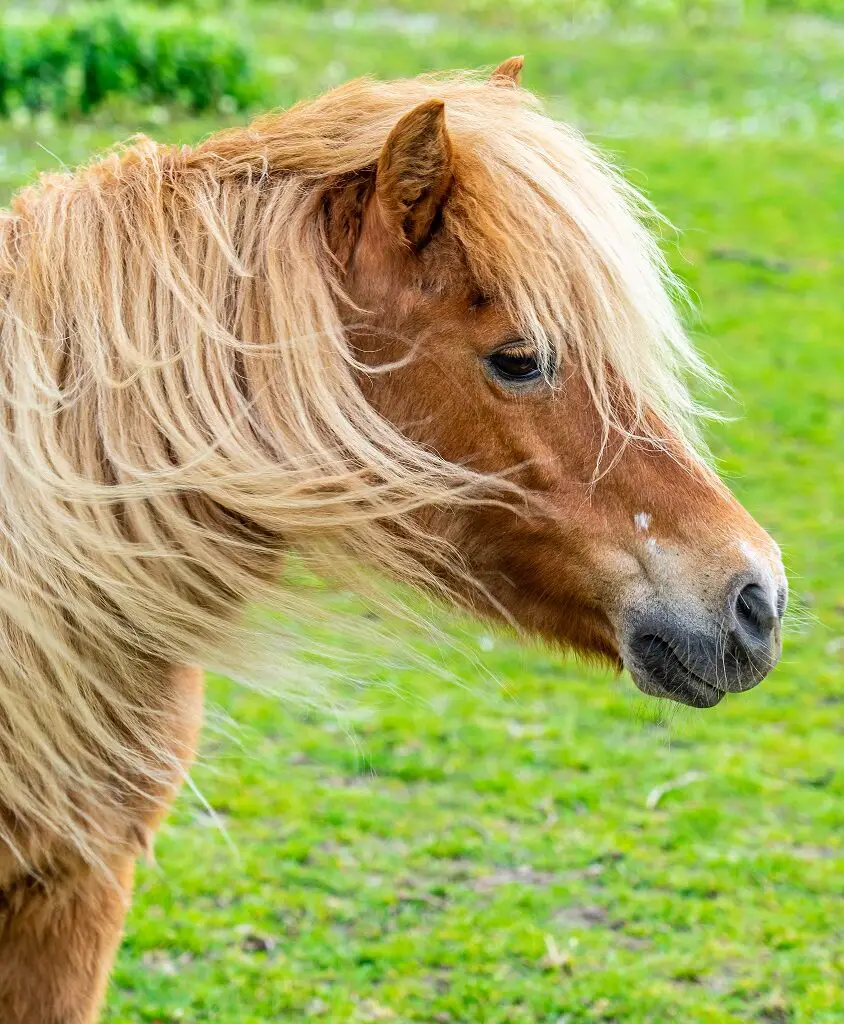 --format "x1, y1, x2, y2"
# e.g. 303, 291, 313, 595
0, 57, 786, 1022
